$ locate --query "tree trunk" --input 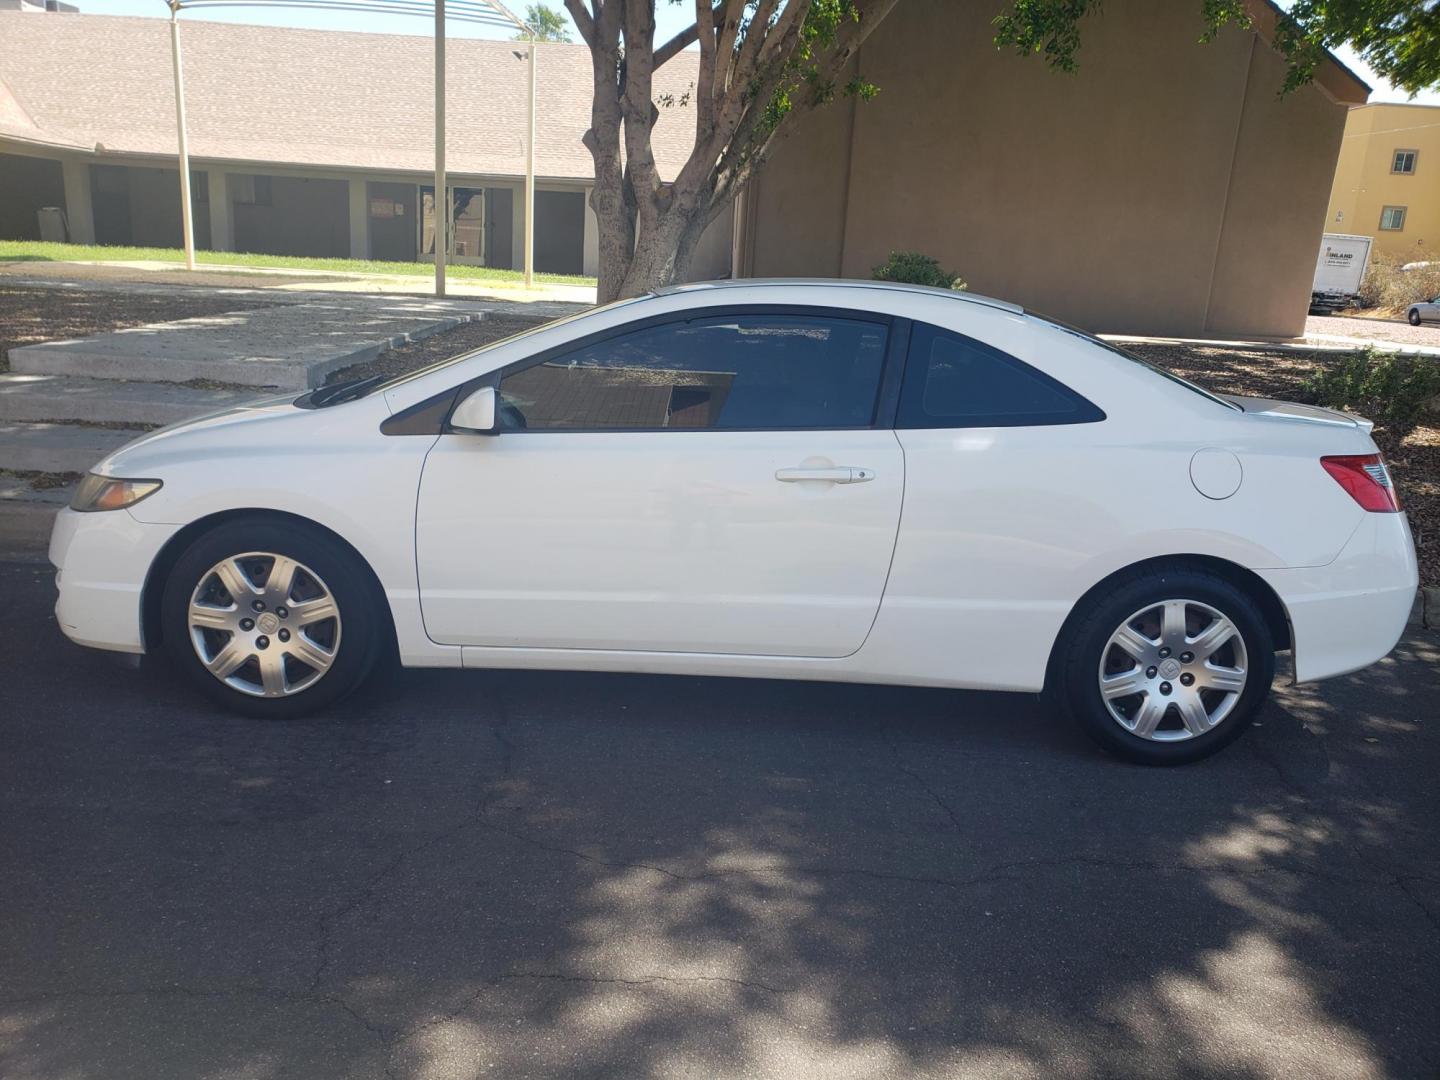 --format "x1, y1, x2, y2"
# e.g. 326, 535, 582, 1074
572, 0, 901, 304
592, 190, 720, 302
